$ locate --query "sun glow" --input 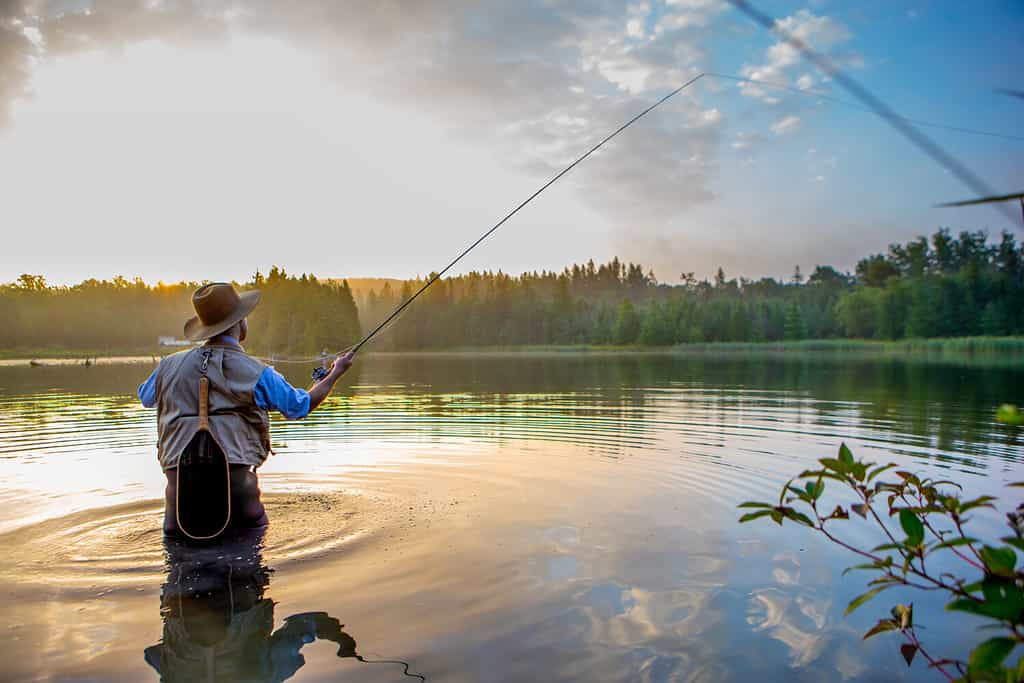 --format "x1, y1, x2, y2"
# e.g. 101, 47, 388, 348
0, 37, 606, 285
